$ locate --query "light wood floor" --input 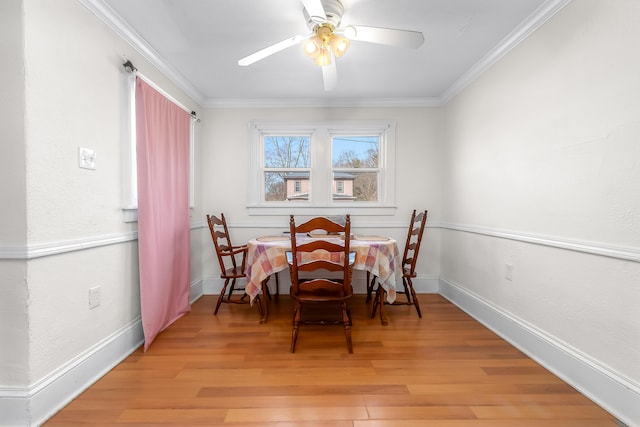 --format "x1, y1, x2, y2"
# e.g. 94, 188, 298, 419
46, 294, 617, 426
